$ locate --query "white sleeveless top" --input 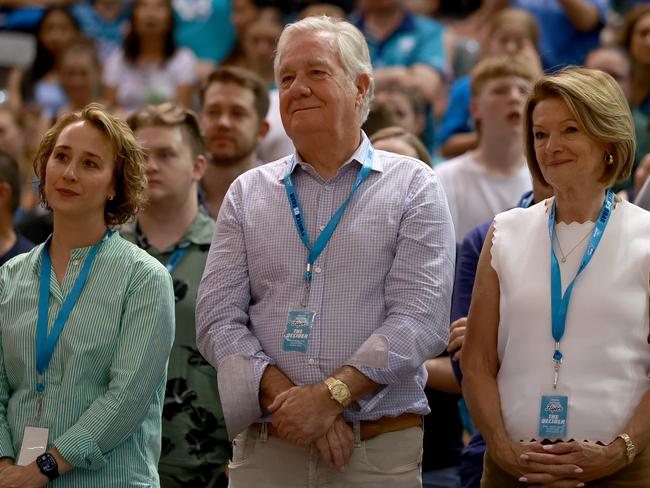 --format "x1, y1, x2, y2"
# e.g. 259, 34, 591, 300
492, 198, 650, 443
